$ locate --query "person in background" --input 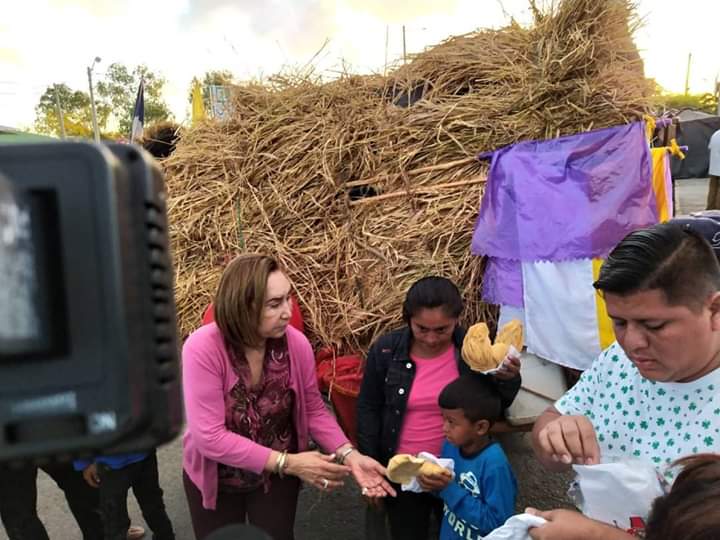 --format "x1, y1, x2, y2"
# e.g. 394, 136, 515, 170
706, 128, 720, 209
76, 450, 174, 540
182, 253, 394, 540
420, 375, 517, 540
0, 463, 105, 540
357, 276, 521, 540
